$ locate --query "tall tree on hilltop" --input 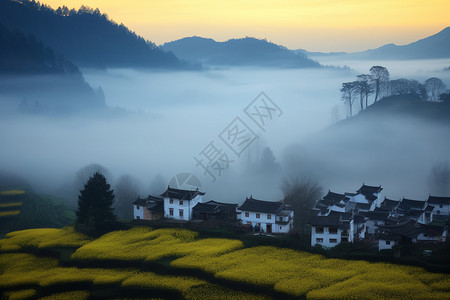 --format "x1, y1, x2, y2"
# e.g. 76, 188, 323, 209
76, 172, 117, 235
370, 66, 390, 103
355, 74, 373, 110
340, 81, 358, 117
